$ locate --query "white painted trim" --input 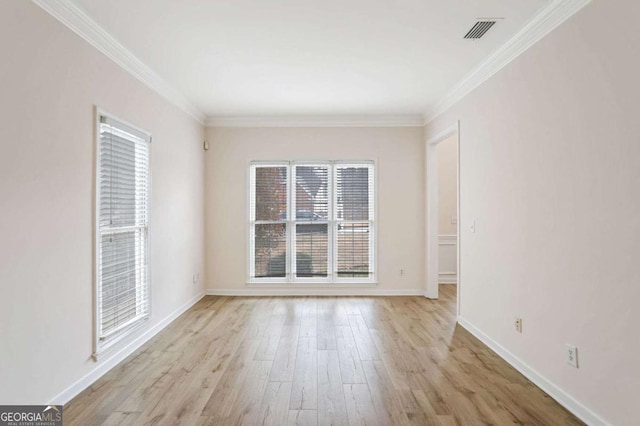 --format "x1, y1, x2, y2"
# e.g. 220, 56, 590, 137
438, 234, 457, 245
424, 0, 592, 123
457, 317, 609, 426
32, 0, 591, 128
206, 115, 425, 128
438, 236, 457, 283
425, 141, 439, 299
206, 288, 424, 296
425, 122, 460, 302
438, 273, 457, 284
32, 0, 591, 129
49, 292, 205, 406
32, 0, 206, 124
427, 123, 460, 146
